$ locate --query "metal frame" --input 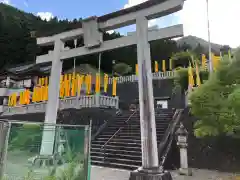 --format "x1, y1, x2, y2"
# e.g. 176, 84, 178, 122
0, 120, 10, 179
0, 120, 91, 179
